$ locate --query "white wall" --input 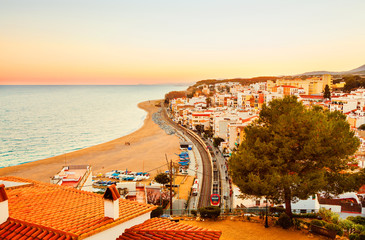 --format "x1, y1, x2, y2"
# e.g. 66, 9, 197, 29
321, 204, 341, 213
291, 196, 320, 212
81, 171, 93, 192
0, 200, 9, 224
85, 212, 151, 240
